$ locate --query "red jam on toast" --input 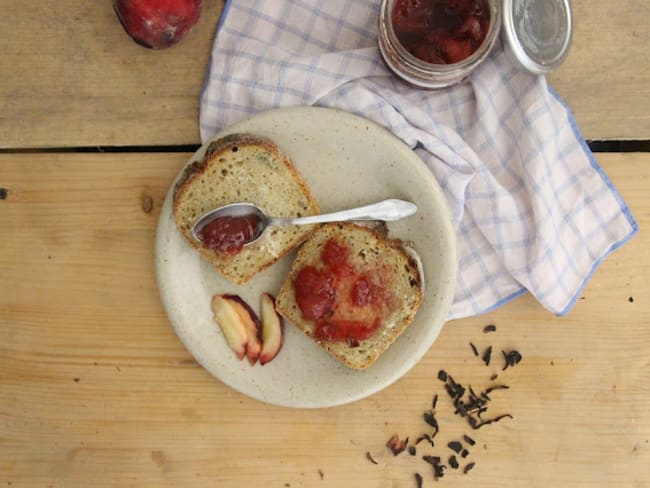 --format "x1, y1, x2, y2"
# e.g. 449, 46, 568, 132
294, 238, 396, 346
